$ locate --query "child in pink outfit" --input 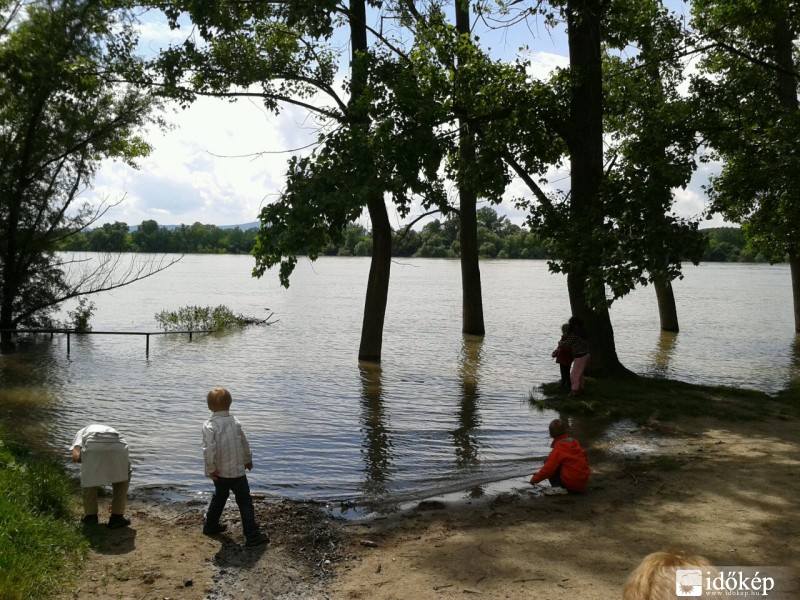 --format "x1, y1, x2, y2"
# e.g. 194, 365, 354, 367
552, 323, 573, 390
